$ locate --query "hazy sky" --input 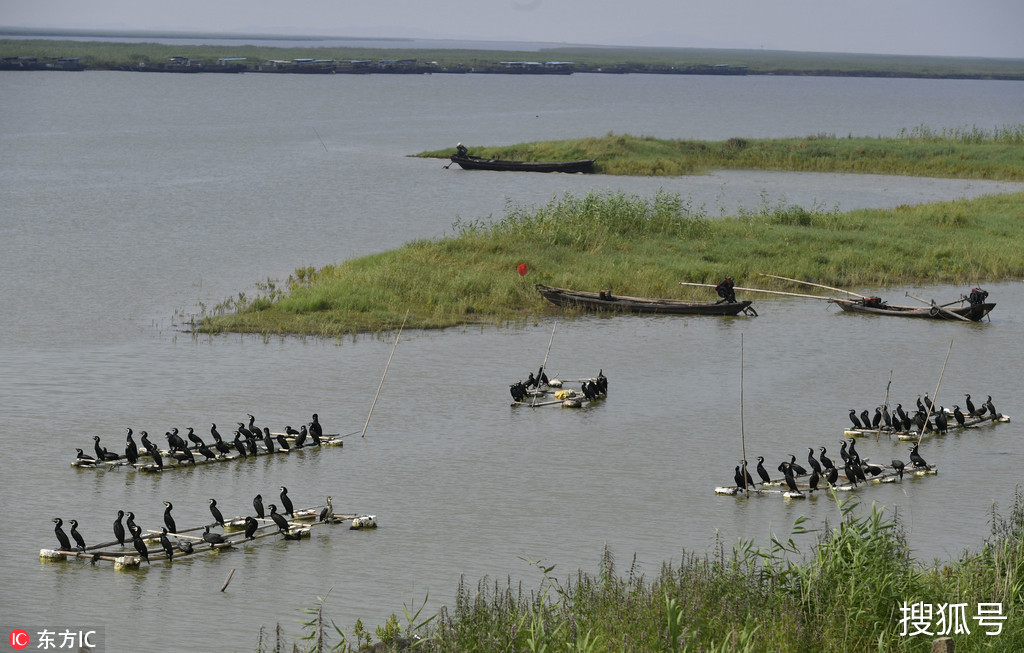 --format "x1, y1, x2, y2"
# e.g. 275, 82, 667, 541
3, 0, 1023, 58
